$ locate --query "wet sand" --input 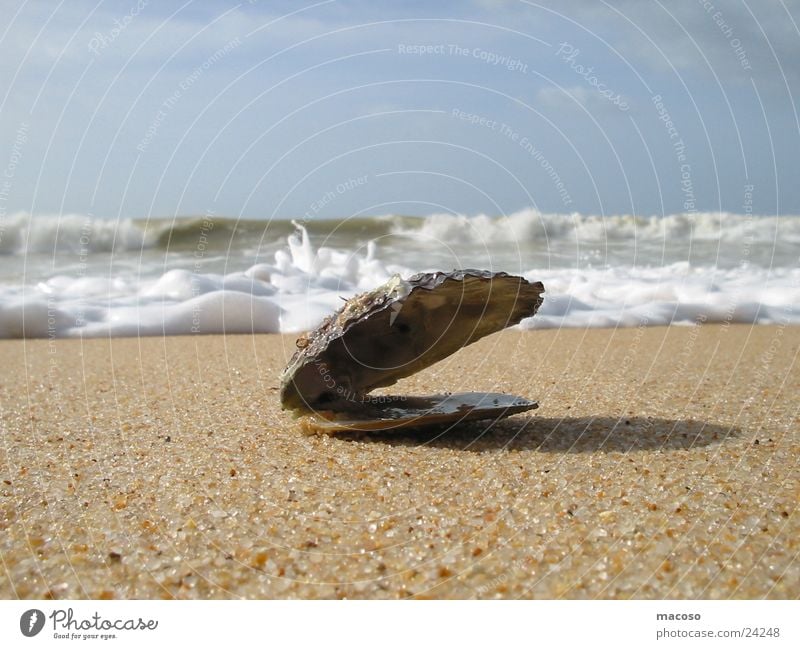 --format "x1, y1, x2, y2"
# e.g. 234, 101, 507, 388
0, 325, 797, 598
